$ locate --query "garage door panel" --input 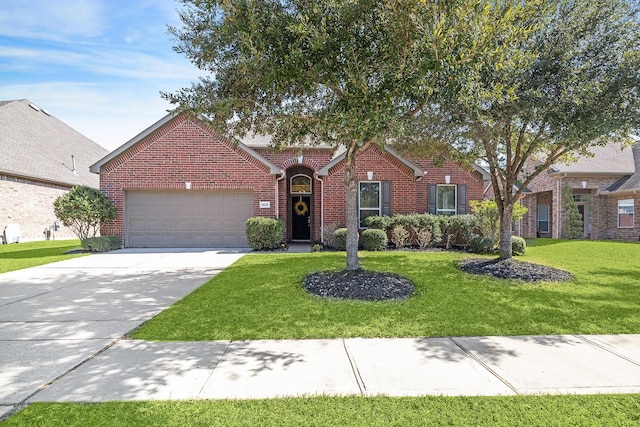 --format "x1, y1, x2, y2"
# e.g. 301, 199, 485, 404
126, 191, 253, 248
